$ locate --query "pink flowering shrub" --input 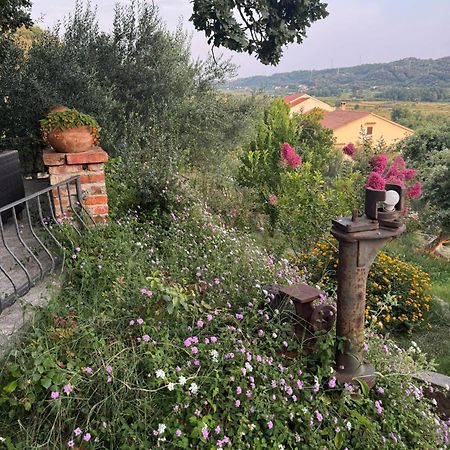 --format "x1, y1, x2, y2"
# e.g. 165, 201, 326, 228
365, 154, 422, 200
